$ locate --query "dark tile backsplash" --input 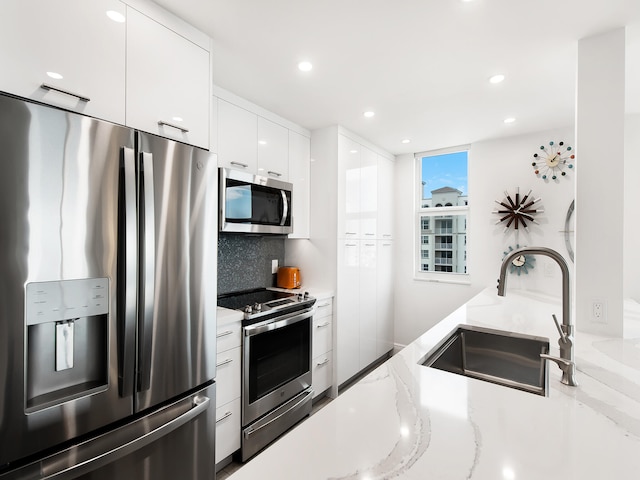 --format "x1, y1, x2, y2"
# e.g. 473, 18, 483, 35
218, 234, 286, 295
